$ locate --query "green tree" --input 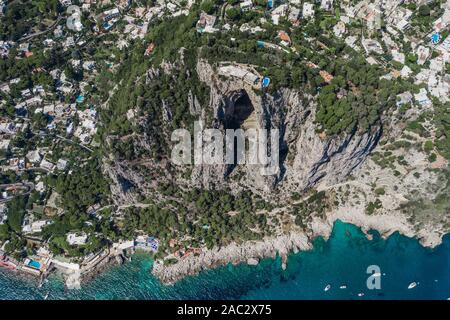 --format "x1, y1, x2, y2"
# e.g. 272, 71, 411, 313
7, 196, 27, 233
